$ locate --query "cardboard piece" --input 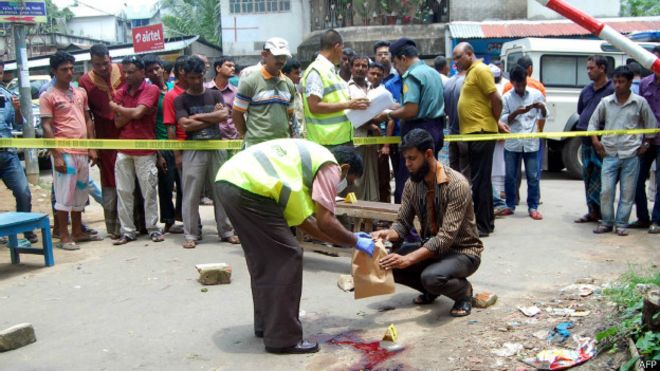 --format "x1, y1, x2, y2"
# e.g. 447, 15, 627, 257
352, 240, 395, 299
